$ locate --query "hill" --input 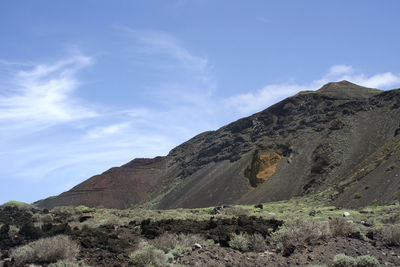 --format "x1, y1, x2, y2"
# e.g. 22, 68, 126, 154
35, 81, 400, 209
